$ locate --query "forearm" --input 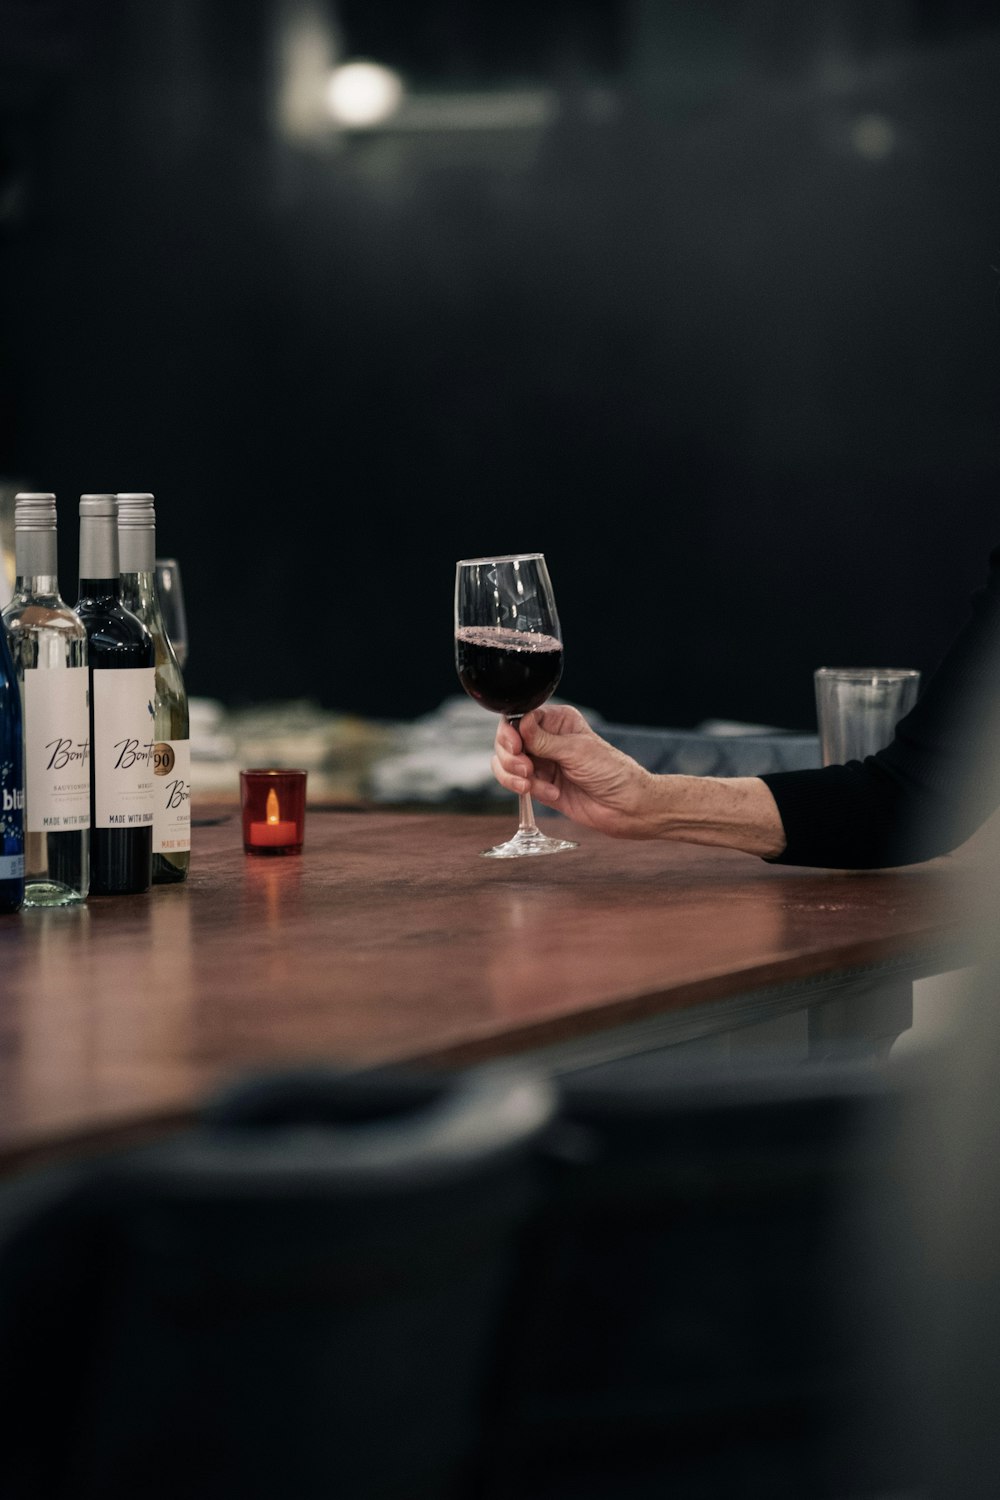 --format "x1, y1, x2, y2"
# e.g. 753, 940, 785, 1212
640, 774, 787, 858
